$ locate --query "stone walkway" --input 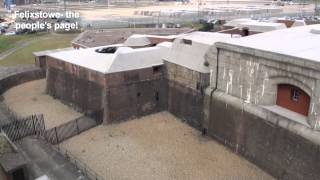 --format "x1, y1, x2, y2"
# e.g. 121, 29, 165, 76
17, 136, 89, 180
